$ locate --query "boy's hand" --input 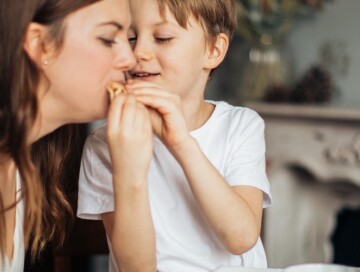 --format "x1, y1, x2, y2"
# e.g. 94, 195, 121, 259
106, 93, 153, 184
126, 80, 192, 150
